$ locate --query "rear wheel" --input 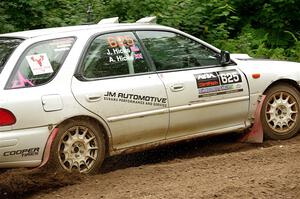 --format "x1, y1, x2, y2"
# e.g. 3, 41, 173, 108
48, 119, 105, 174
261, 84, 300, 140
